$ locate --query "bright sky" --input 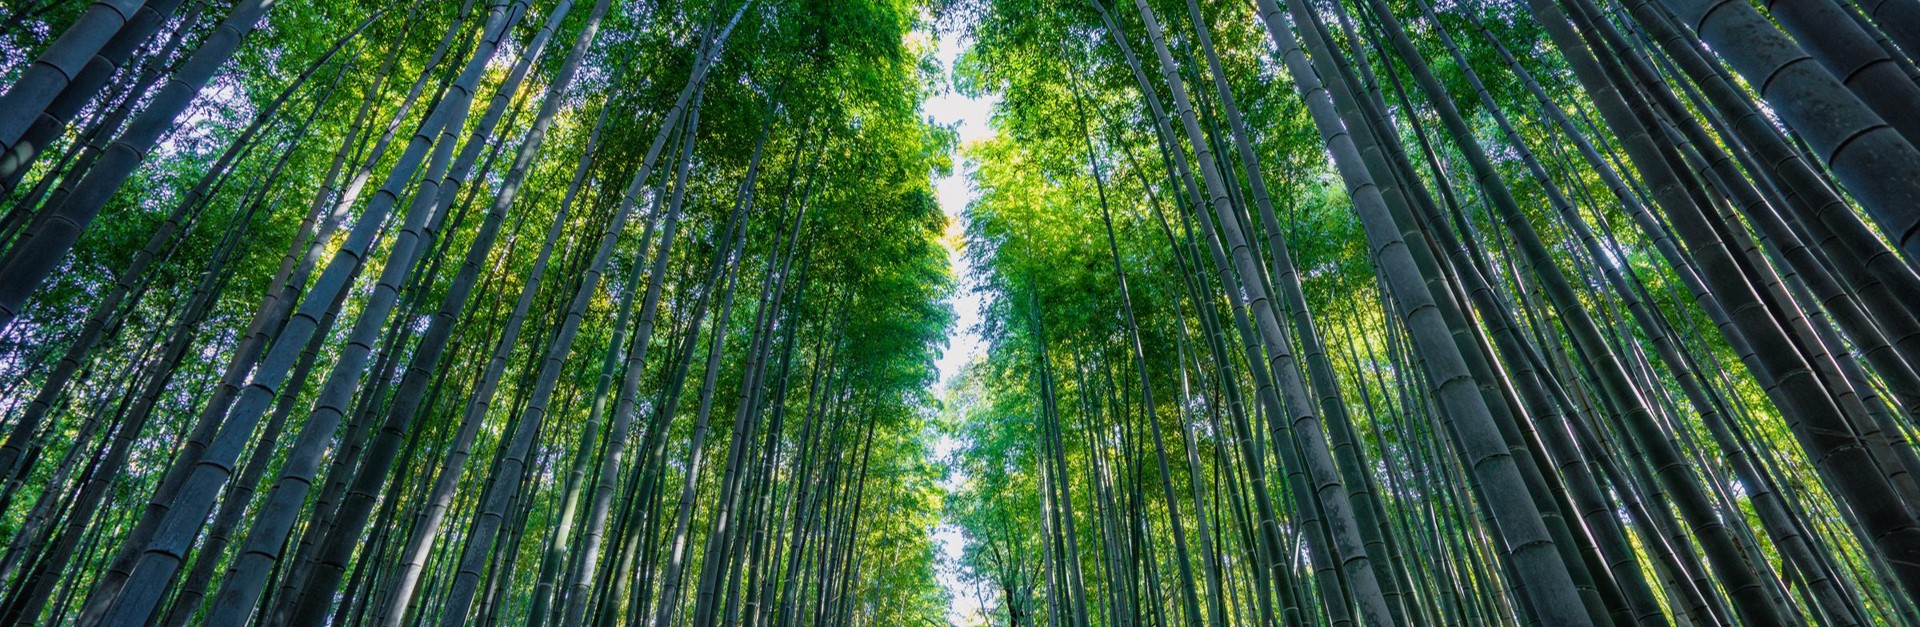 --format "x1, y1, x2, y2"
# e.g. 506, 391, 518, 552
929, 39, 994, 390
925, 21, 999, 627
